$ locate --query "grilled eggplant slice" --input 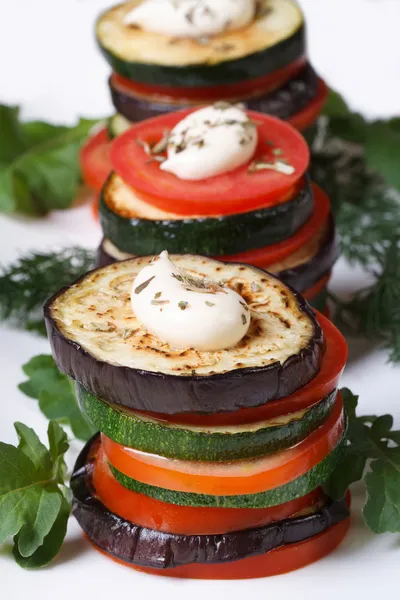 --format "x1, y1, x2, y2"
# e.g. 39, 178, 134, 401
109, 64, 320, 124
97, 0, 305, 87
71, 434, 349, 570
77, 383, 336, 461
100, 172, 314, 256
45, 255, 323, 414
